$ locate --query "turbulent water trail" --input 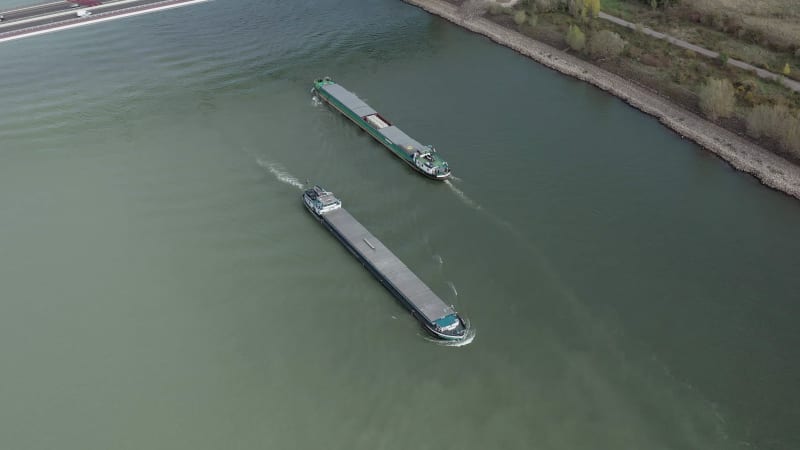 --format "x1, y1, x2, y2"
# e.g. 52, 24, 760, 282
447, 281, 458, 296
448, 176, 577, 306
424, 318, 476, 347
256, 159, 305, 190
445, 179, 481, 211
